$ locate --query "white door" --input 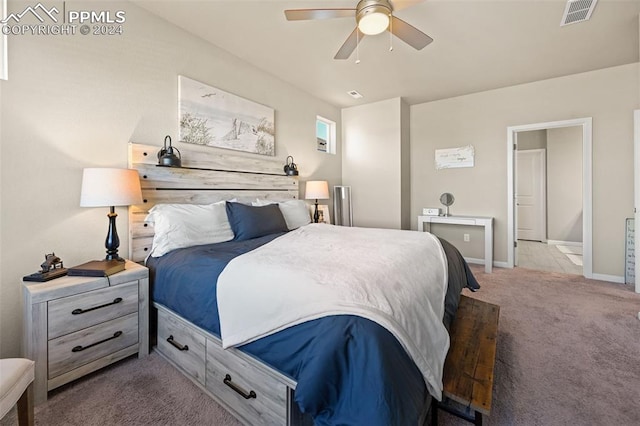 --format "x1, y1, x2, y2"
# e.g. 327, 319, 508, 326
517, 149, 546, 241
